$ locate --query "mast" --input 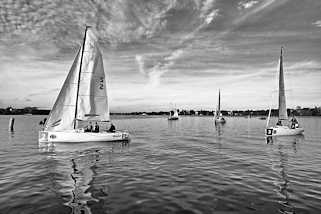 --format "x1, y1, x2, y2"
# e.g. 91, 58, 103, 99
218, 89, 221, 116
74, 26, 90, 129
278, 47, 288, 121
